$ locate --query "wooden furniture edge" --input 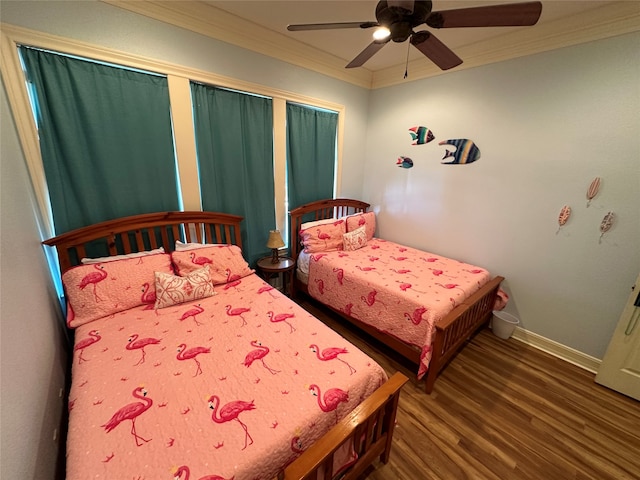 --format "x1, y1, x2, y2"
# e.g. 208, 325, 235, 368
289, 198, 369, 260
424, 275, 504, 393
281, 372, 409, 480
289, 198, 505, 394
43, 210, 403, 480
42, 211, 244, 272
